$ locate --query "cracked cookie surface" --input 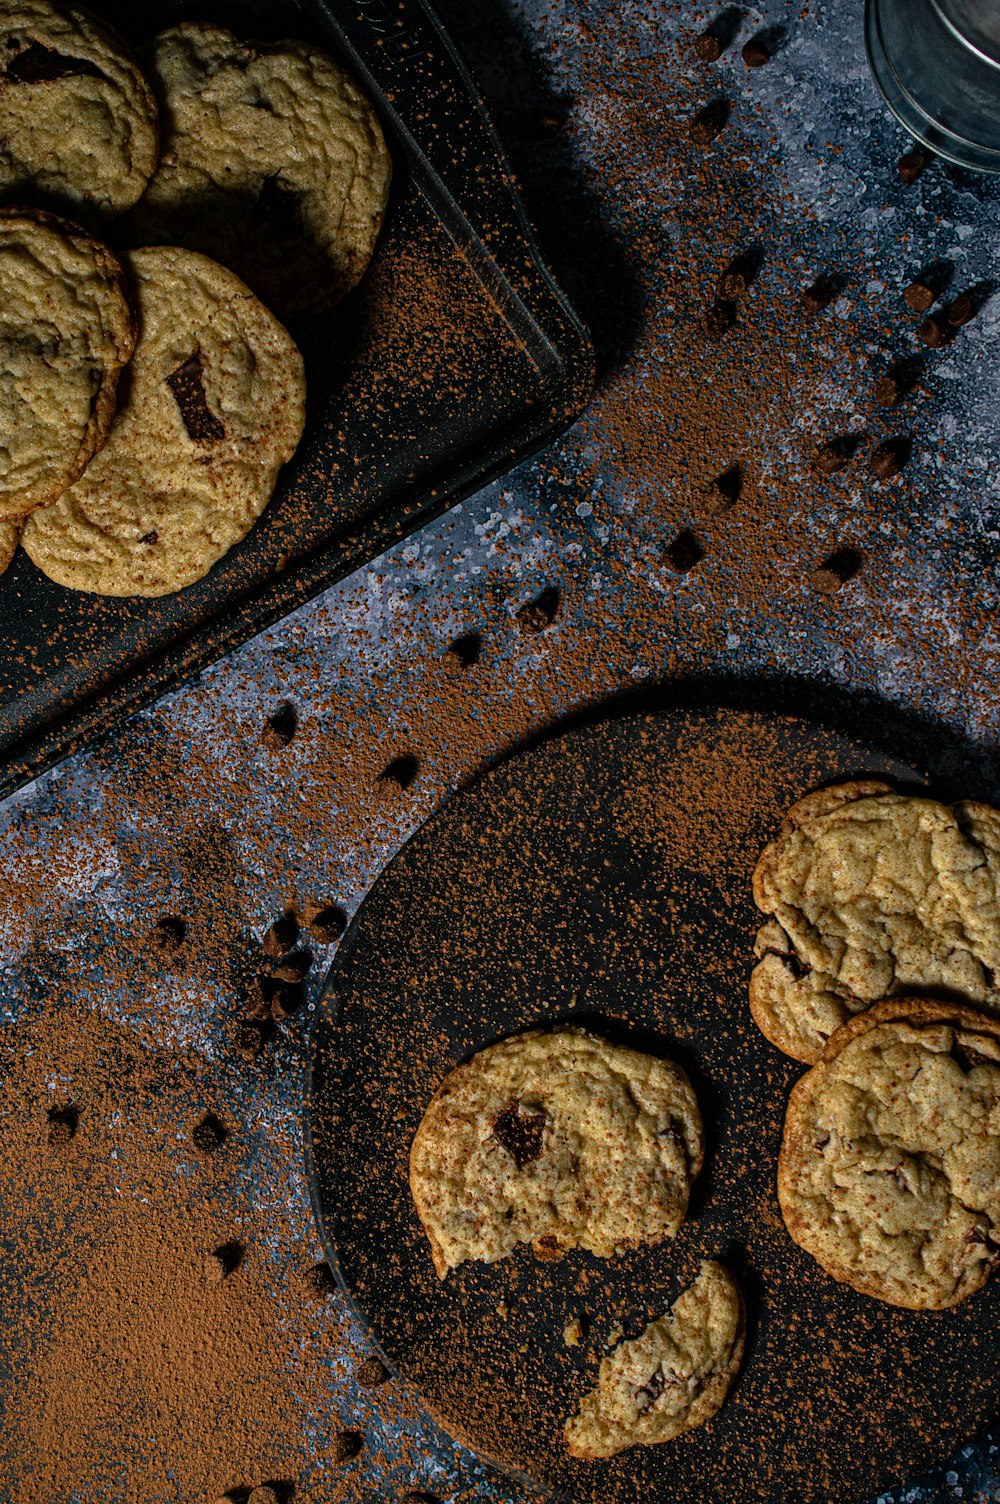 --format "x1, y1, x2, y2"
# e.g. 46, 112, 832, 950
564, 1260, 744, 1459
778, 997, 1000, 1309
22, 244, 305, 596
750, 780, 1000, 1062
0, 0, 158, 218
0, 207, 135, 519
124, 22, 391, 317
409, 1027, 704, 1279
